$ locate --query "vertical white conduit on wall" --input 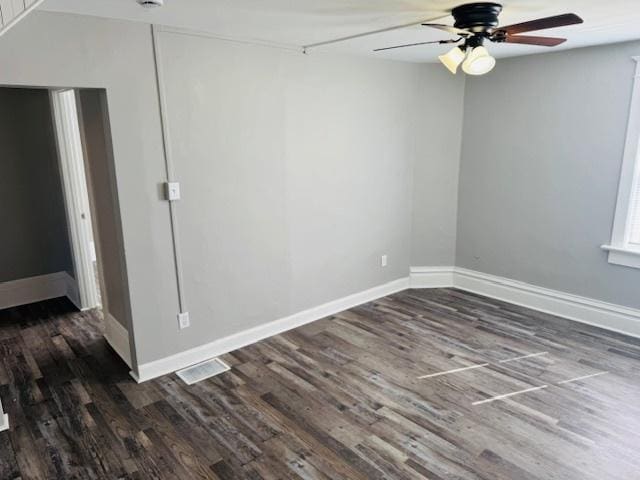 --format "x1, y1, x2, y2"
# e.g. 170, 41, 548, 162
151, 25, 188, 315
